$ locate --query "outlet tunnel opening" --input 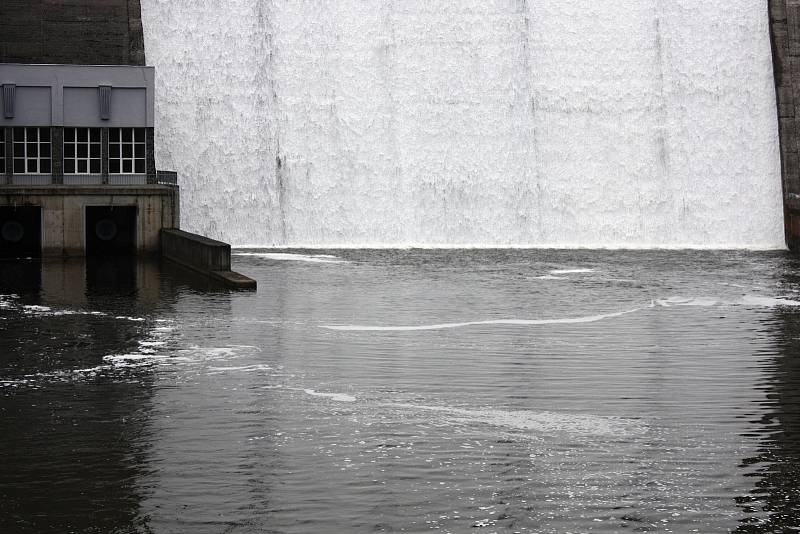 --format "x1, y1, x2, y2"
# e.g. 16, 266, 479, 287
0, 206, 42, 259
86, 206, 137, 256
